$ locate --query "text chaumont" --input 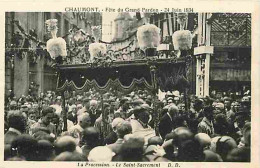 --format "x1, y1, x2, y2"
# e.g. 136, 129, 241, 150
65, 7, 99, 12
